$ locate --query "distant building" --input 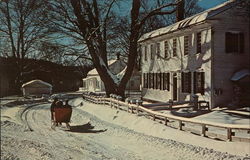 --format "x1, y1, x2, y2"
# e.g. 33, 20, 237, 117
139, 0, 250, 108
81, 57, 141, 94
22, 80, 52, 96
